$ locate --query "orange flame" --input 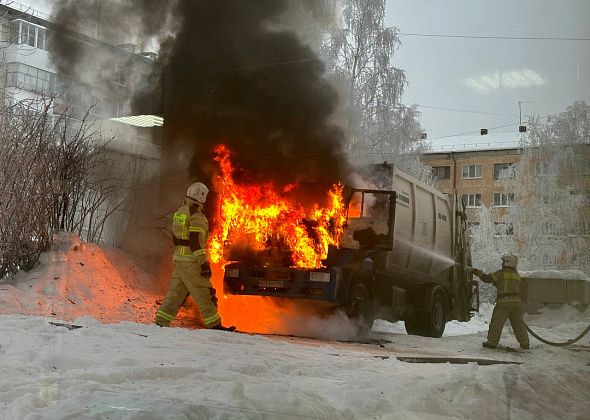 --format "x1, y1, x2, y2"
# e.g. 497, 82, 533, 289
208, 144, 346, 268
